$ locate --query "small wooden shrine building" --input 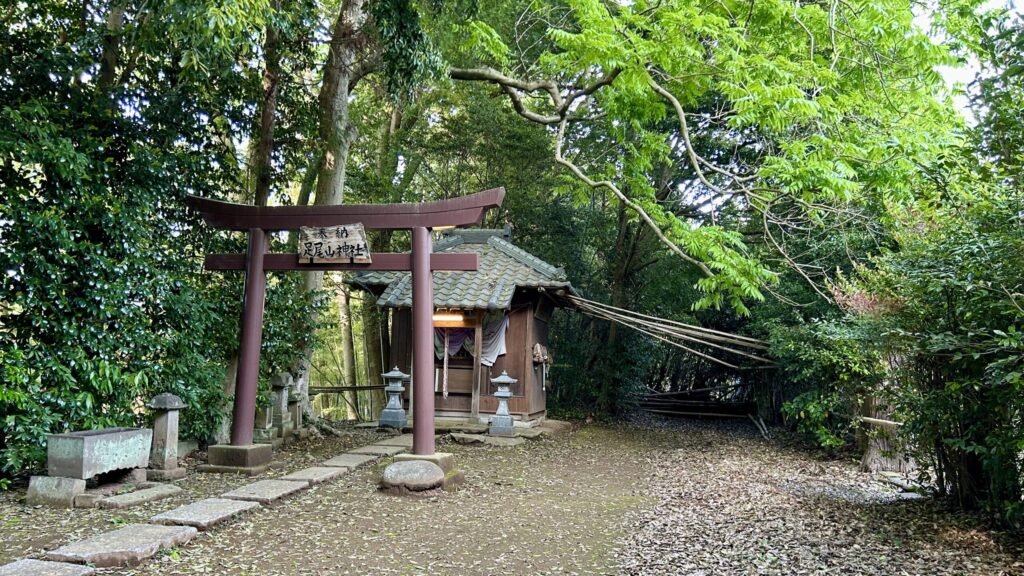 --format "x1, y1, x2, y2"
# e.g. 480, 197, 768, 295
353, 227, 573, 421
